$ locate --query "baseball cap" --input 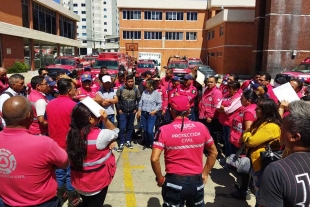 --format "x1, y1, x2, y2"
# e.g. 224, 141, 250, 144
102, 75, 112, 83
172, 76, 180, 81
81, 73, 92, 82
170, 96, 190, 112
184, 74, 193, 80
45, 75, 56, 87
